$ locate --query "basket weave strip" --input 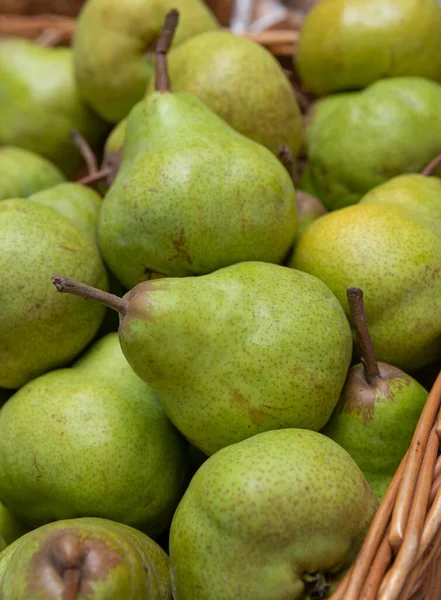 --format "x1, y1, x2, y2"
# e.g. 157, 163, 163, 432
330, 371, 441, 600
